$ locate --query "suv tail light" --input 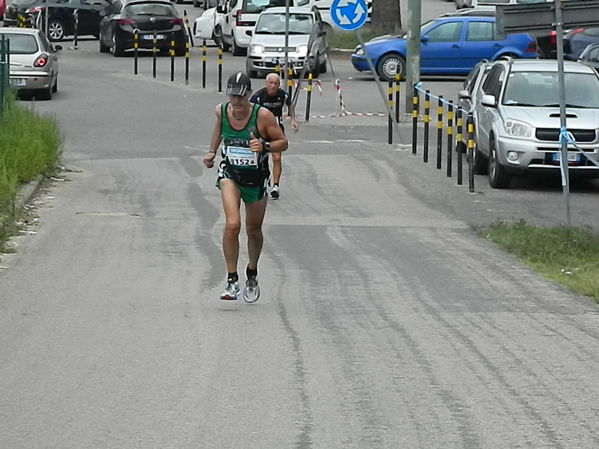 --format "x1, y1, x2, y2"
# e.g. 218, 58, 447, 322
170, 18, 183, 25
118, 18, 135, 26
526, 40, 537, 53
235, 10, 254, 27
33, 54, 48, 67
549, 30, 557, 45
